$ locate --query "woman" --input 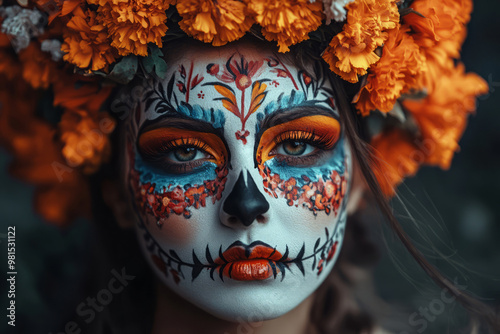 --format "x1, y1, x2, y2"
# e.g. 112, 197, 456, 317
0, 0, 498, 333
